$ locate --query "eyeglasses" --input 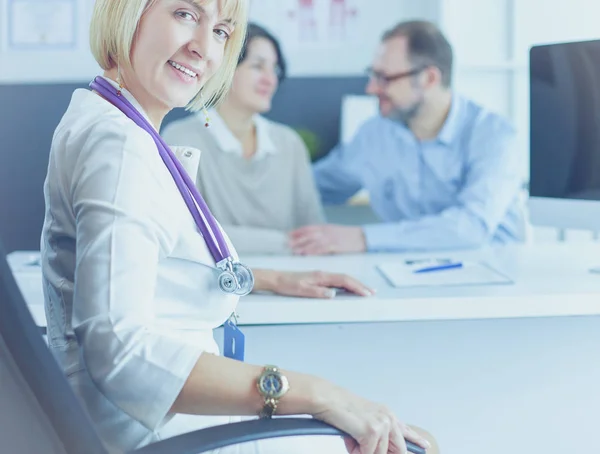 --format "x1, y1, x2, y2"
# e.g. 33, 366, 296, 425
365, 66, 426, 86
